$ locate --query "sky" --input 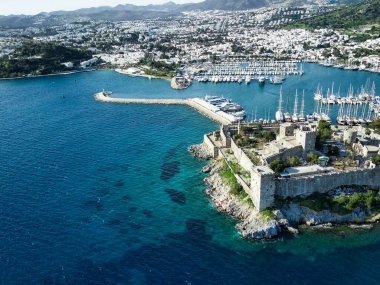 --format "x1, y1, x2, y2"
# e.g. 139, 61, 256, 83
0, 0, 202, 15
